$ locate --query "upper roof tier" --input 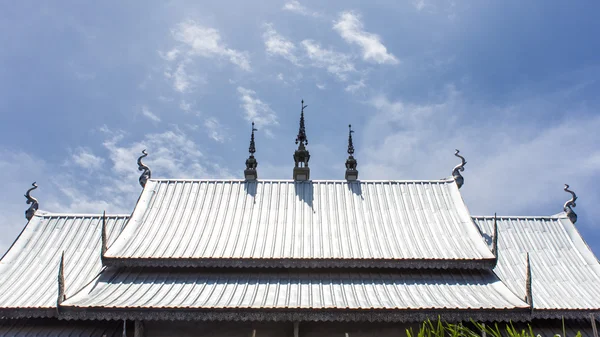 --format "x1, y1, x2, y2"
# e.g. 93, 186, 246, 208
0, 212, 128, 317
473, 215, 600, 314
104, 179, 495, 269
